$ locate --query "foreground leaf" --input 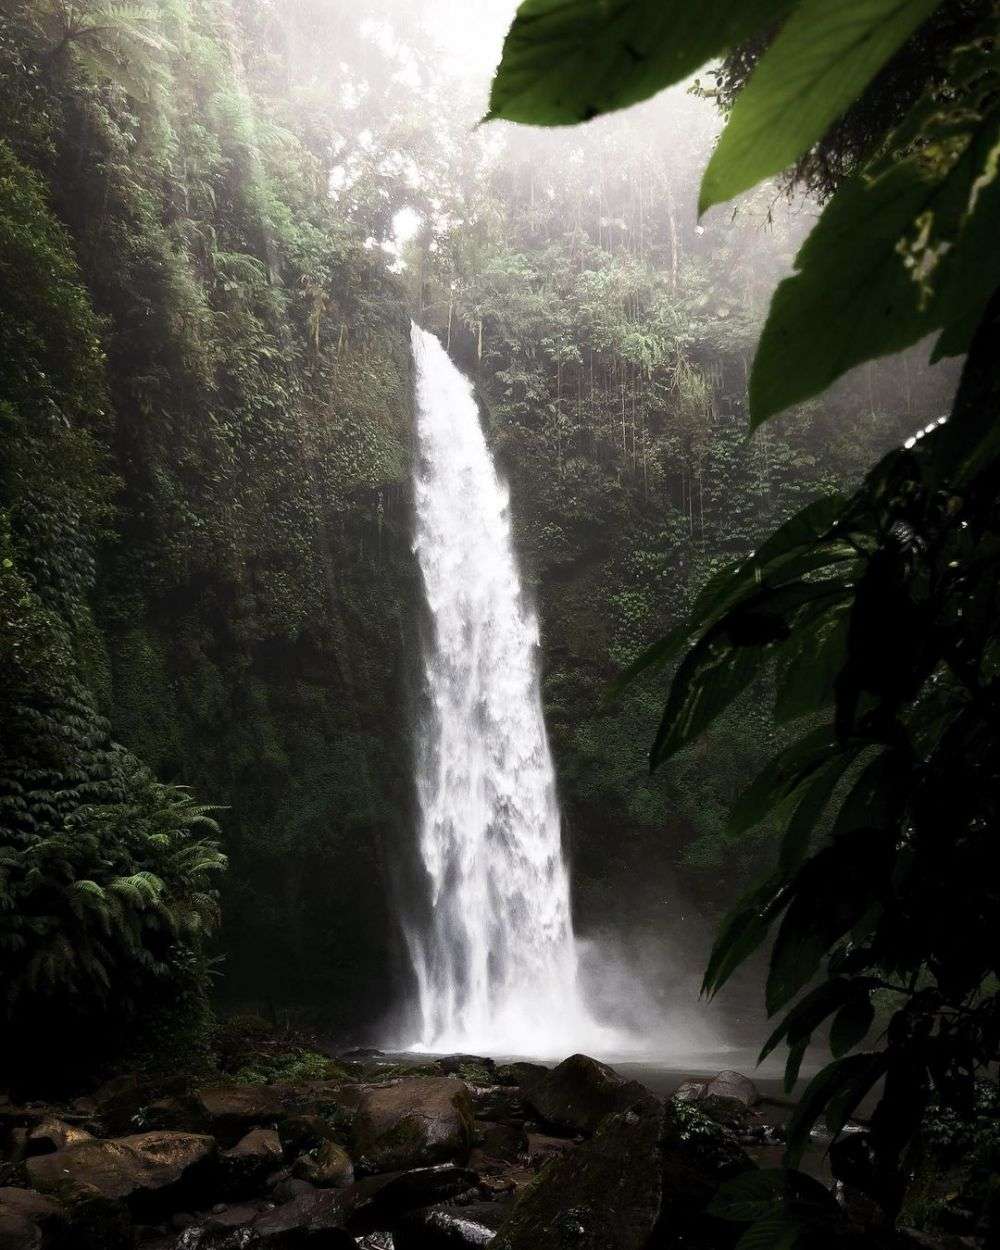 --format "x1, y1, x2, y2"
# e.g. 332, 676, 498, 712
750, 48, 1000, 424
701, 0, 943, 211
486, 0, 795, 126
